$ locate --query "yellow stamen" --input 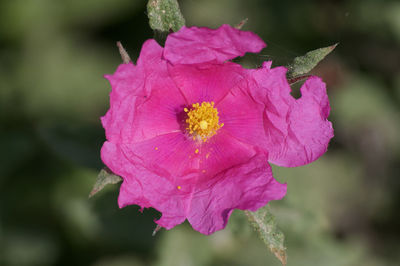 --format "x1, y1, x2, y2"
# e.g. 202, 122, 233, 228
185, 101, 223, 142
195, 149, 199, 154
199, 120, 208, 130
177, 185, 181, 190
